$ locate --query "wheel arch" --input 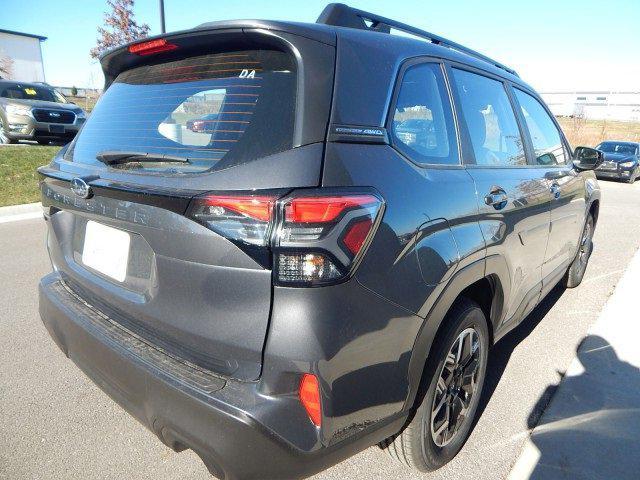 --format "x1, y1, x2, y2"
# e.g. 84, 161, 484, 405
402, 256, 507, 413
589, 199, 600, 225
